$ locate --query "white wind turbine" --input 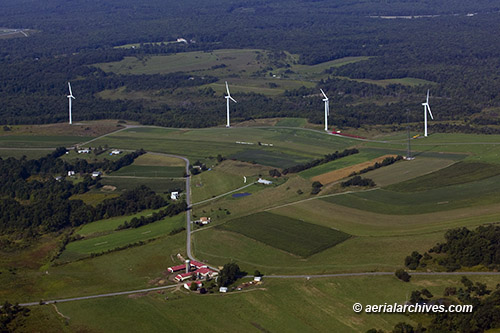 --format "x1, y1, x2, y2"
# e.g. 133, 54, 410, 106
320, 89, 329, 131
225, 81, 237, 127
67, 82, 75, 125
422, 89, 434, 137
